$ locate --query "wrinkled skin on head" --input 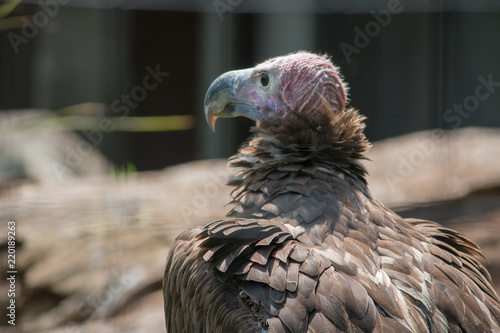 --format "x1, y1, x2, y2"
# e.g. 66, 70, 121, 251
205, 51, 348, 130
